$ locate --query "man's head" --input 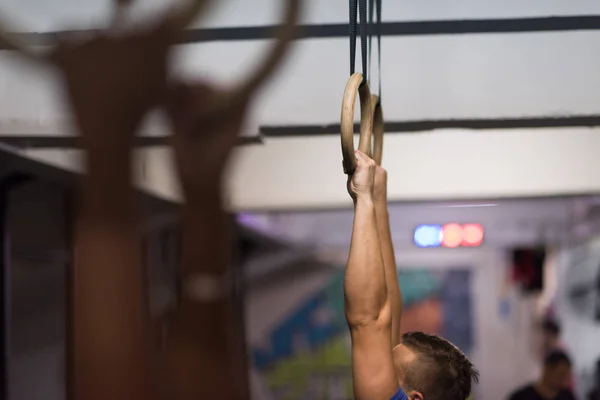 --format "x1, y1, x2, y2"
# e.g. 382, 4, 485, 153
393, 332, 479, 400
541, 350, 572, 391
540, 318, 561, 354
